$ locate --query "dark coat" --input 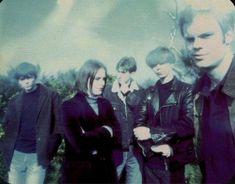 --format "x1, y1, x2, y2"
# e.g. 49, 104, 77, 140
194, 57, 235, 183
61, 92, 119, 183
136, 77, 195, 166
0, 84, 62, 171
